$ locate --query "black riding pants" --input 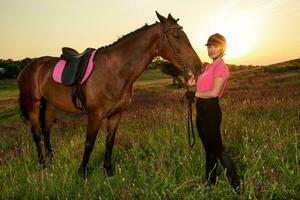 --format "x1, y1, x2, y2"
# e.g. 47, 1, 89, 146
196, 97, 225, 155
